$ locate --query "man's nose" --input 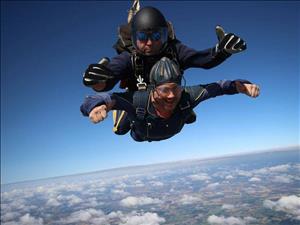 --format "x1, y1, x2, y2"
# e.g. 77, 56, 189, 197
146, 38, 153, 46
167, 91, 175, 98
